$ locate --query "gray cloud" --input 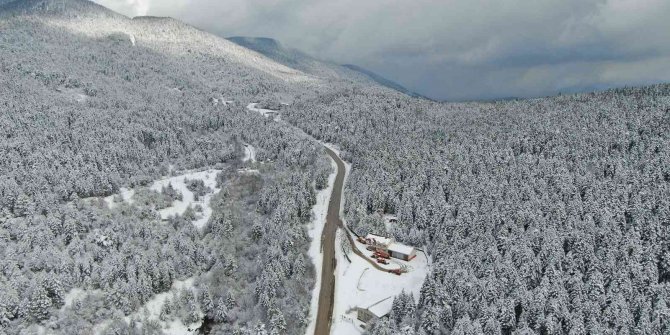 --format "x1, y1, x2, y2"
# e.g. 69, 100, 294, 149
93, 0, 670, 100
